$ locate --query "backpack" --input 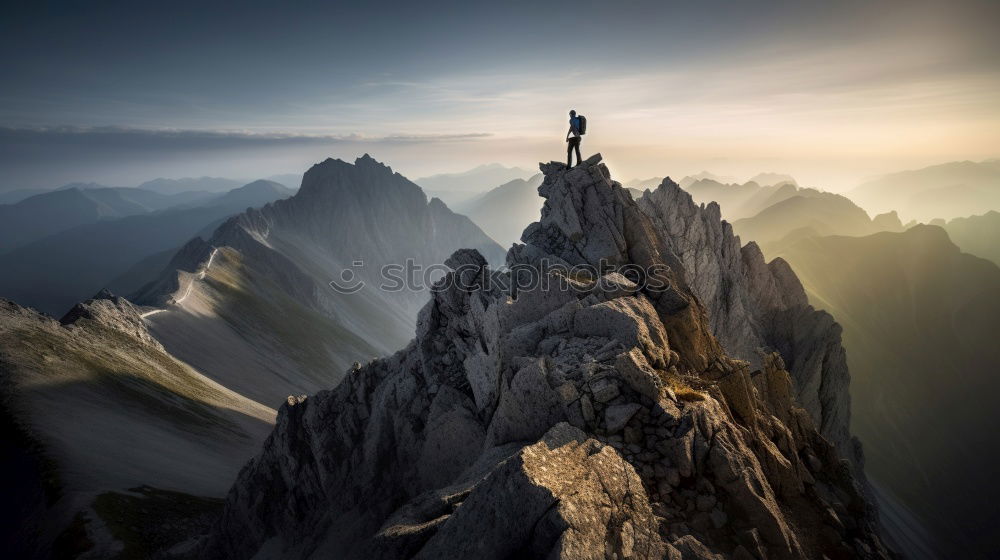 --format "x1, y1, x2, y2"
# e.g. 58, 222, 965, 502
577, 114, 587, 135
